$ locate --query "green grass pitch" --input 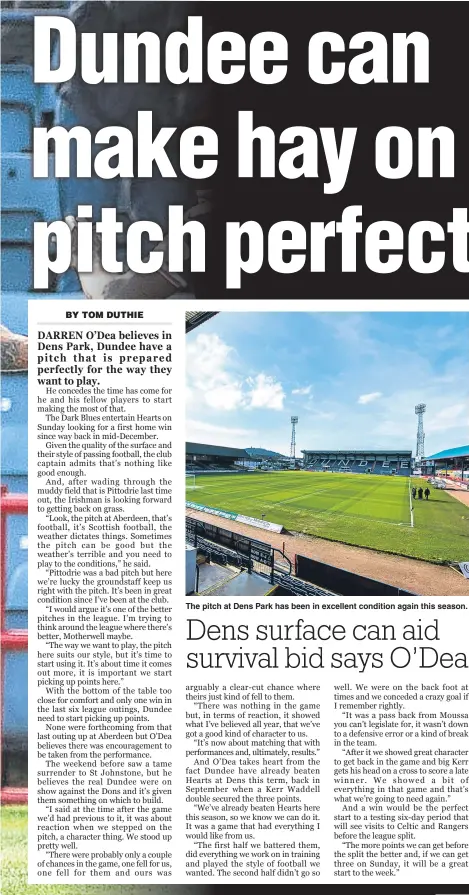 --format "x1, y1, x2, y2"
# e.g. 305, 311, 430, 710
186, 471, 469, 563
